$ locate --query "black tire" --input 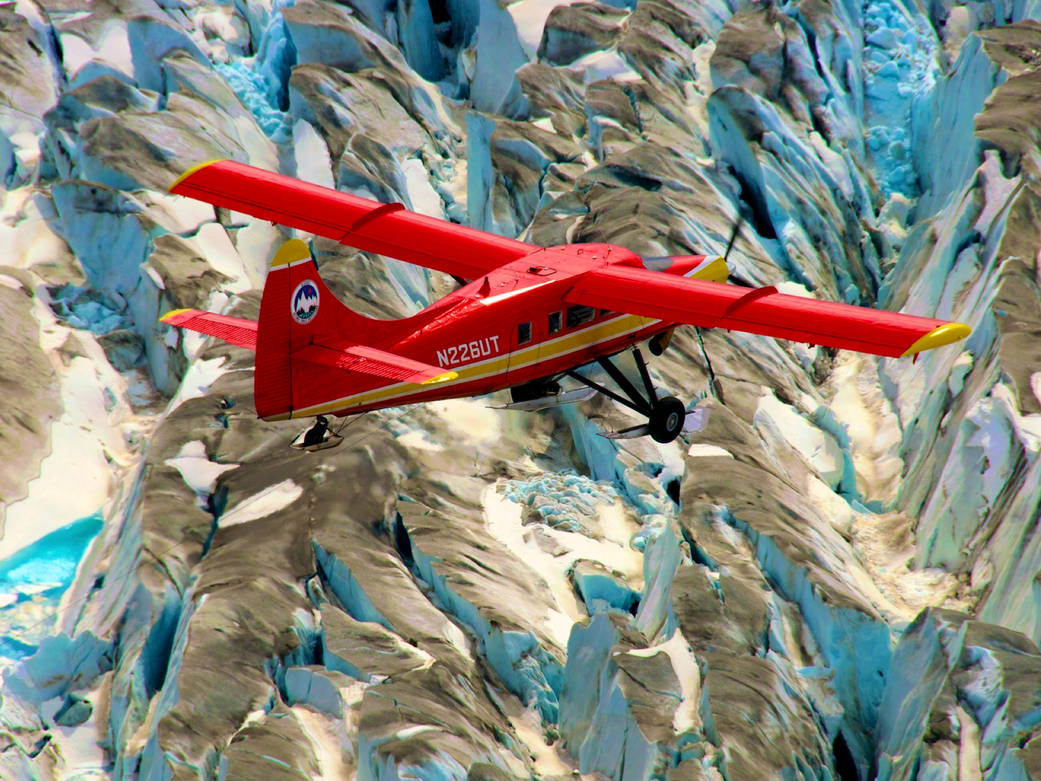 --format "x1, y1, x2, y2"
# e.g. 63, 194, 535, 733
649, 396, 686, 443
649, 333, 666, 356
